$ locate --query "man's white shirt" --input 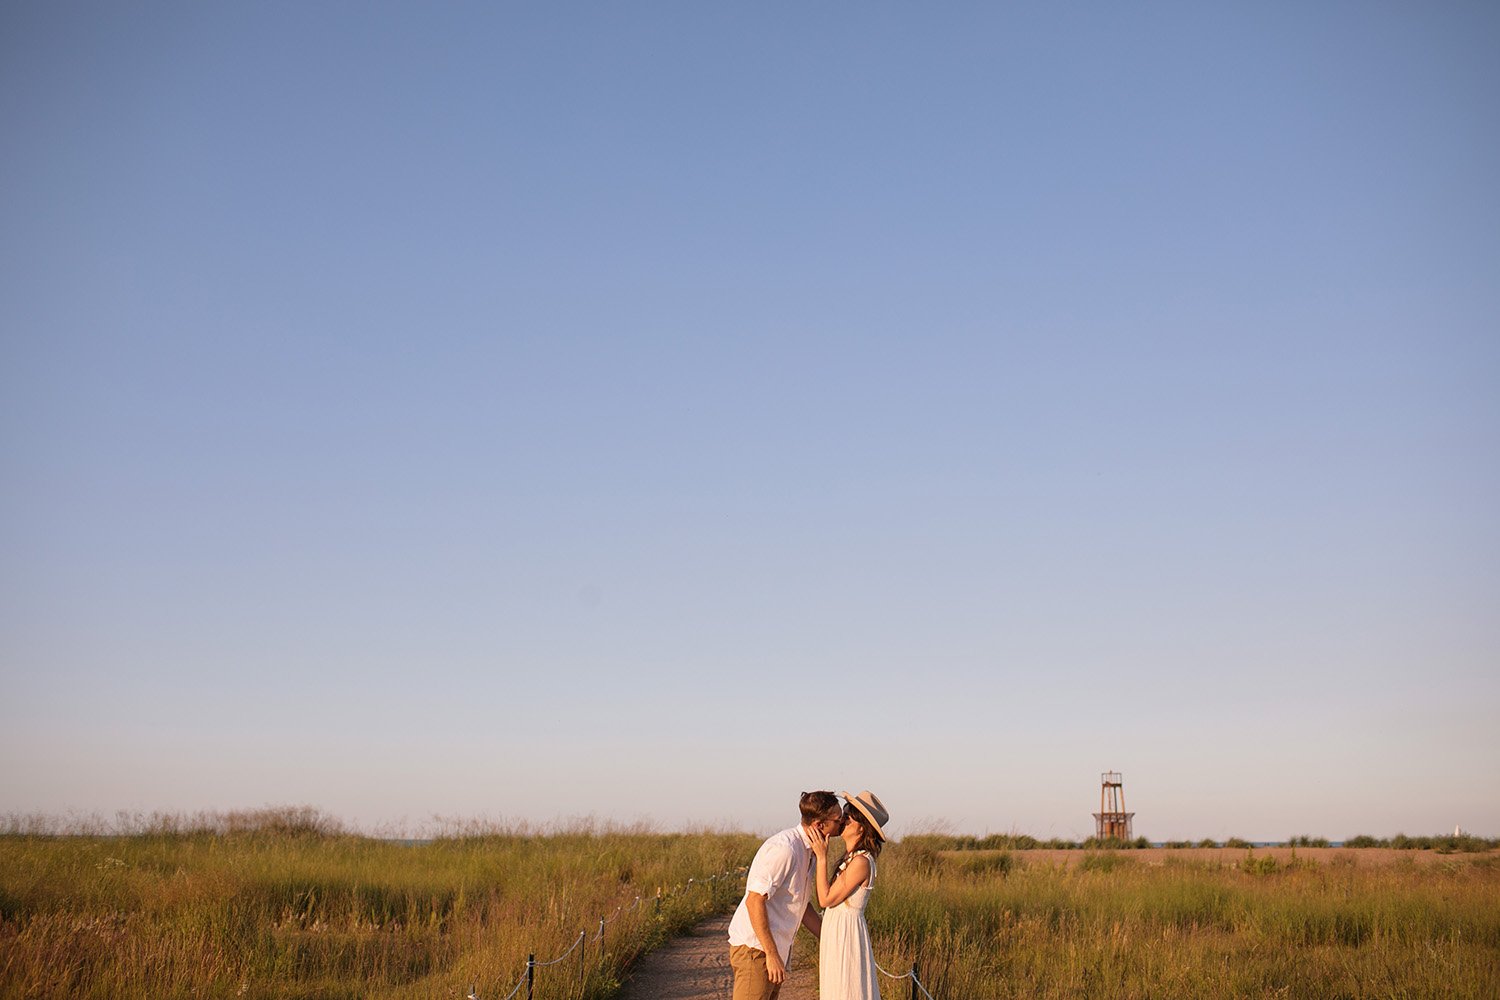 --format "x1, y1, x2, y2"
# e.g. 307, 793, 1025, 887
727, 824, 815, 965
